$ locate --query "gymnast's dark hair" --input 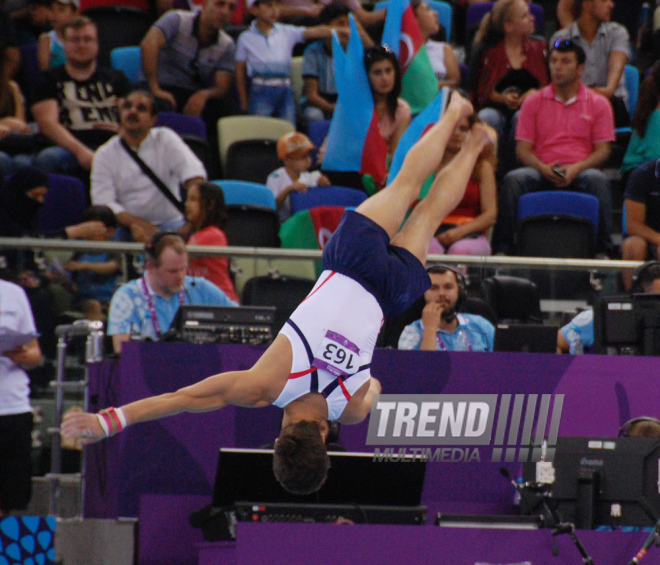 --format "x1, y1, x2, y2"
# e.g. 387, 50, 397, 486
364, 46, 402, 121
273, 420, 331, 495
